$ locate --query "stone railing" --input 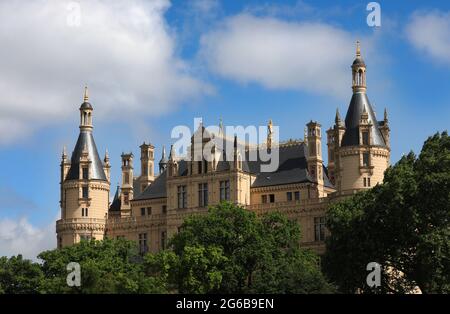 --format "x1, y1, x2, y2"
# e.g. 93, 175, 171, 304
56, 218, 106, 232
